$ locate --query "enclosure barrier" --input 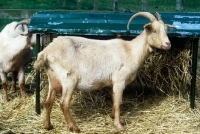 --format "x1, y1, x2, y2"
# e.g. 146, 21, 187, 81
26, 11, 200, 114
